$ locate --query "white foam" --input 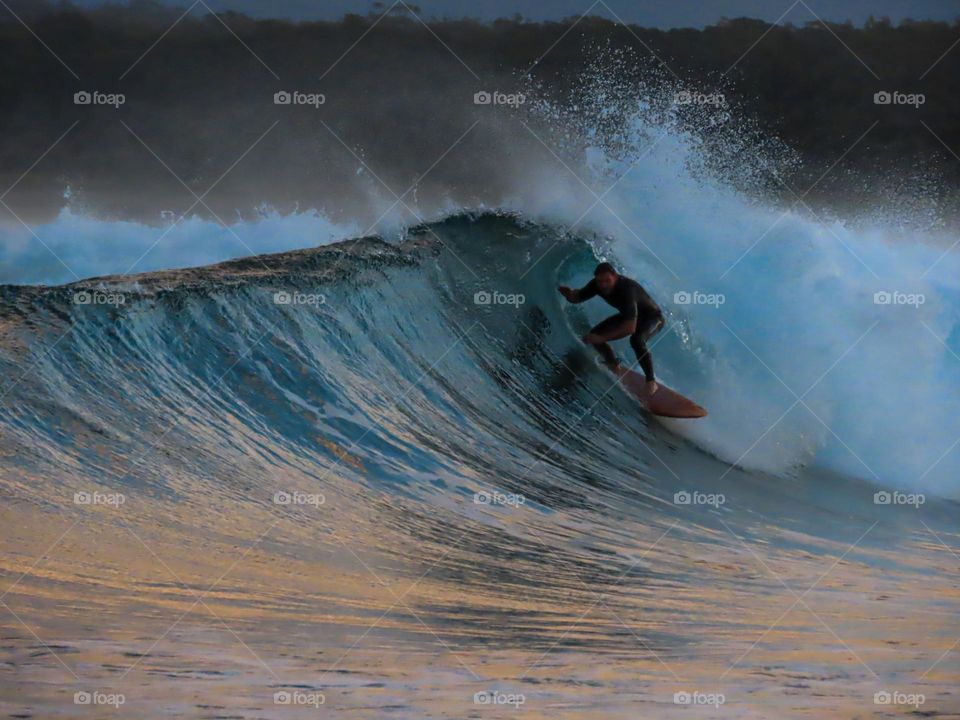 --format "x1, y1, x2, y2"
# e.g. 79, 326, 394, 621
529, 116, 960, 497
0, 207, 360, 285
